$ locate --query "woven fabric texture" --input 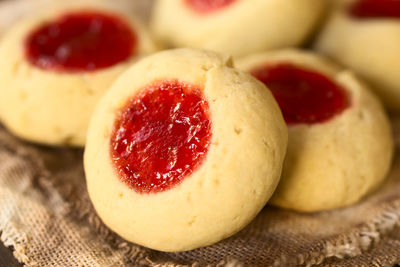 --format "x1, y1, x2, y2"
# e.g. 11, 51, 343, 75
1, 0, 400, 266
2, 120, 400, 267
